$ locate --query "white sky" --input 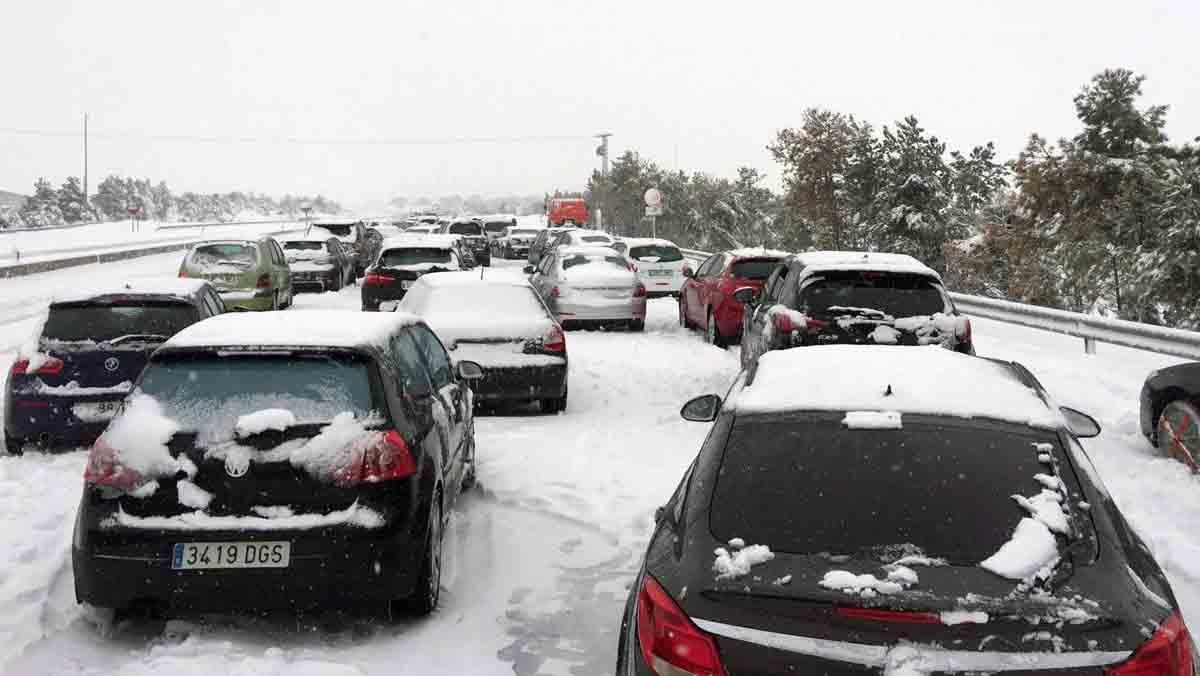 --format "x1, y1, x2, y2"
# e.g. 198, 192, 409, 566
2, 0, 1197, 209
